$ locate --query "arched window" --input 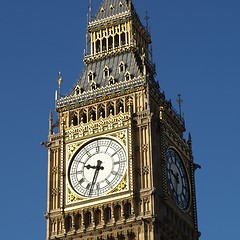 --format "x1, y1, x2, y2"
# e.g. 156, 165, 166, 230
88, 71, 94, 82
114, 205, 121, 222
80, 111, 87, 123
94, 209, 101, 226
107, 103, 115, 116
74, 214, 81, 230
84, 211, 91, 228
89, 108, 96, 121
114, 34, 119, 48
71, 114, 78, 126
96, 39, 100, 53
124, 202, 131, 219
102, 38, 107, 51
65, 216, 72, 232
91, 81, 97, 91
121, 32, 126, 46
75, 86, 80, 95
117, 101, 124, 113
98, 105, 105, 118
125, 72, 131, 81
108, 36, 113, 50
104, 207, 111, 223
103, 66, 109, 78
119, 62, 125, 73
109, 76, 115, 85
